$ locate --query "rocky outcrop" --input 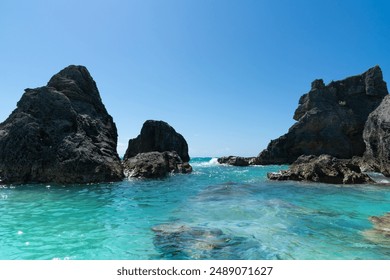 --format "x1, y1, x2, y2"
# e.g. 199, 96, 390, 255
258, 66, 388, 164
267, 154, 373, 184
123, 120, 192, 178
217, 156, 256, 166
123, 151, 192, 179
124, 120, 190, 162
362, 95, 390, 176
0, 65, 124, 184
